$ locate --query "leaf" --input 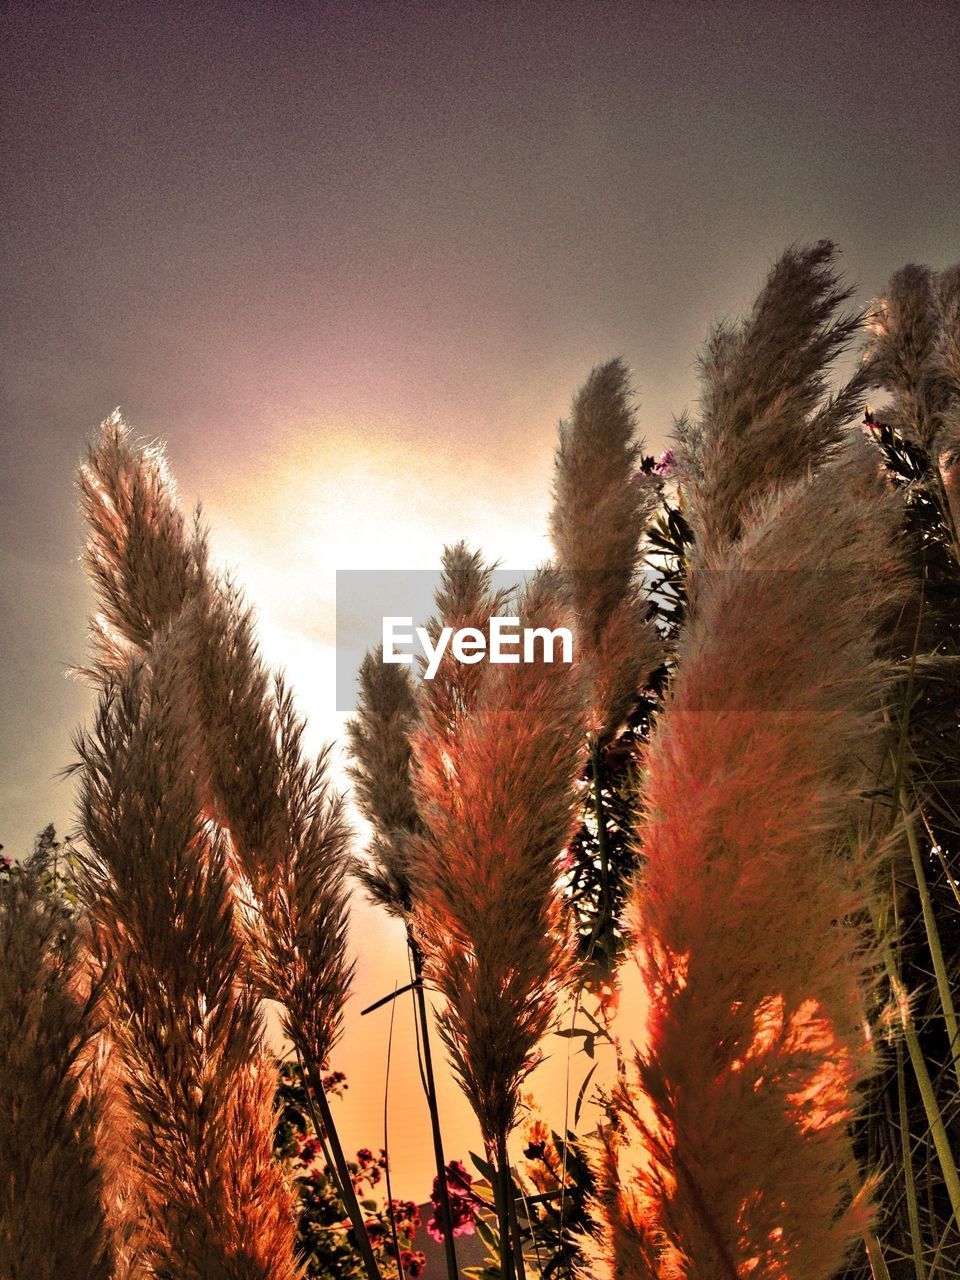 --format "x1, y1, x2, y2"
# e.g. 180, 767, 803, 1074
474, 1215, 498, 1248
470, 1150, 495, 1181
574, 1062, 599, 1125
